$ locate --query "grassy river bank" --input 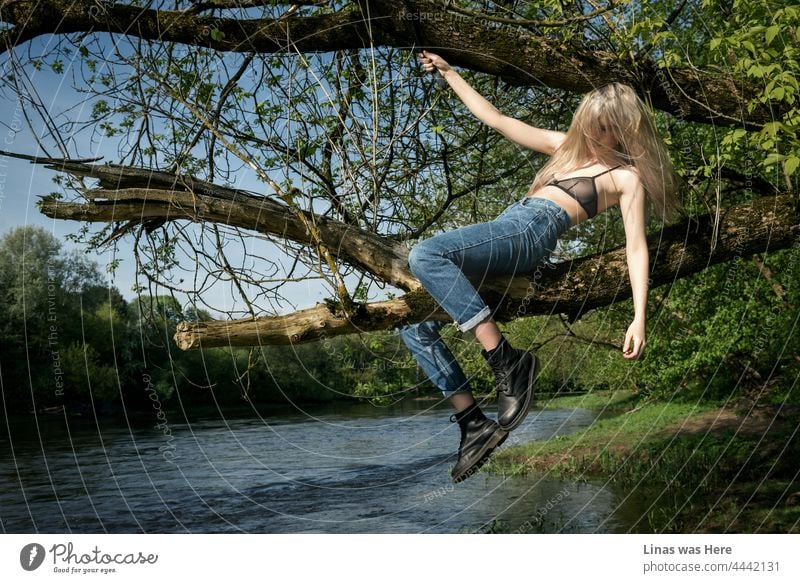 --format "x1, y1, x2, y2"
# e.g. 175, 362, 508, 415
483, 390, 800, 533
